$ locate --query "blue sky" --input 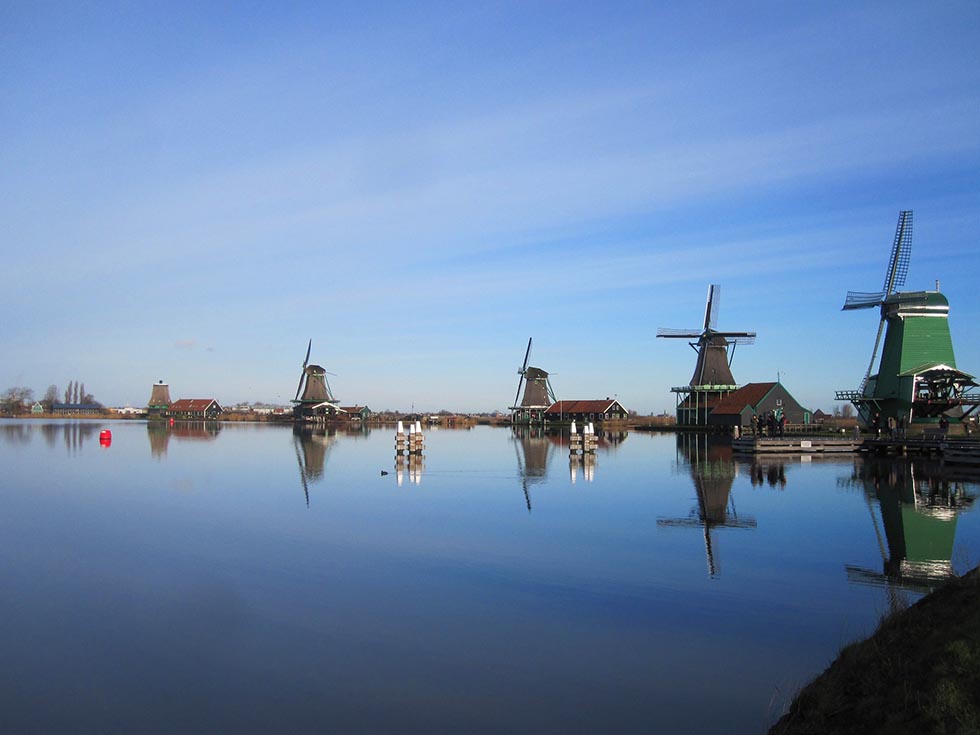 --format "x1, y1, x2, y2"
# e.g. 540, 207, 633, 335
3, 1, 979, 413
